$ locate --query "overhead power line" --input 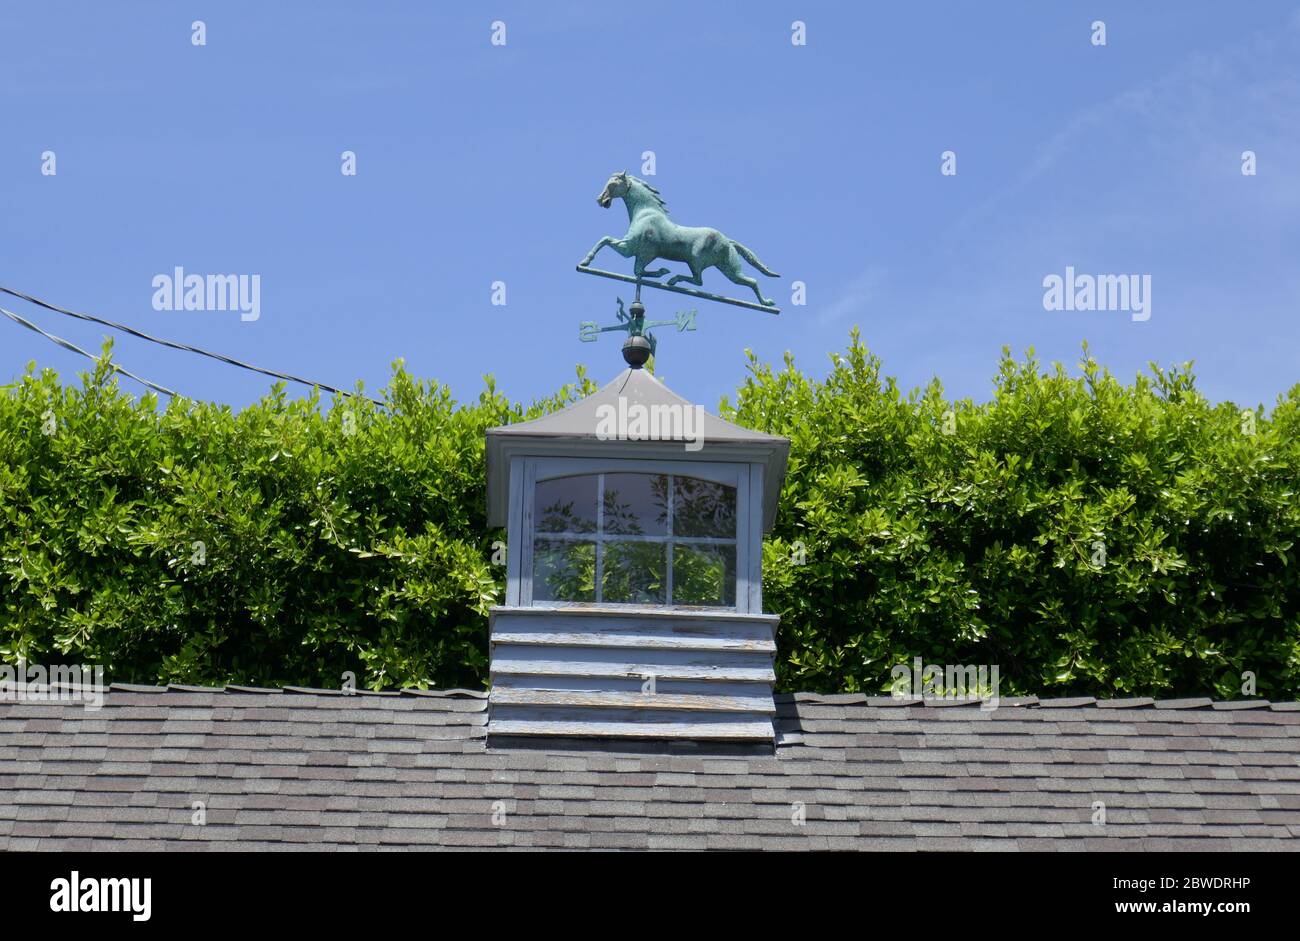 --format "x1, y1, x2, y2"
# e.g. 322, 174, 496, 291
0, 285, 382, 405
1, 305, 179, 398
